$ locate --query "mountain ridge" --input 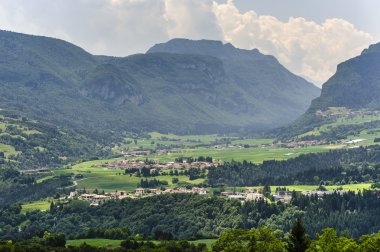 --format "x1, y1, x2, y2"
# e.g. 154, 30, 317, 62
275, 42, 380, 139
0, 31, 320, 134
